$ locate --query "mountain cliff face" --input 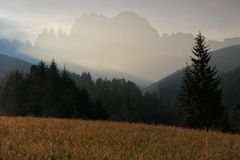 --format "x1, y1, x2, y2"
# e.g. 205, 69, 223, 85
147, 45, 240, 107
25, 12, 163, 80
24, 12, 240, 81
